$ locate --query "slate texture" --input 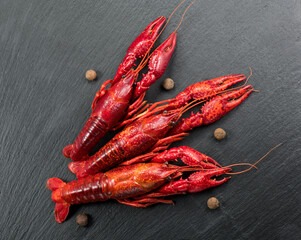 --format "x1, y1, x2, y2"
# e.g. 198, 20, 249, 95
0, 0, 300, 239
